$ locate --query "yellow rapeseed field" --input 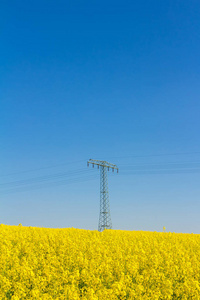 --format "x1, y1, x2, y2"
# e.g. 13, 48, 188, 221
0, 225, 200, 299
